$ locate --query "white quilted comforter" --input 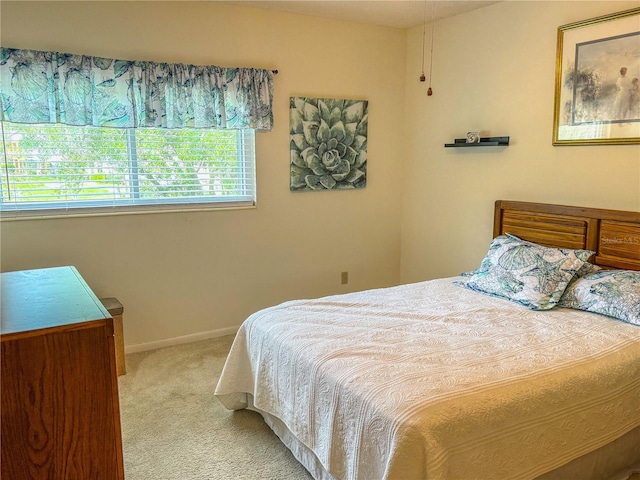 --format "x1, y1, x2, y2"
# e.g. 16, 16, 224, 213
215, 278, 640, 480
